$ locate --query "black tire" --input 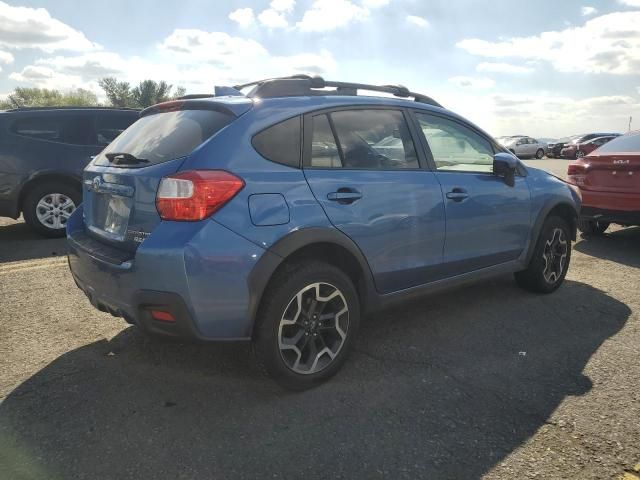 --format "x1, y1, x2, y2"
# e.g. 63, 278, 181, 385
577, 219, 609, 236
535, 148, 544, 159
515, 216, 572, 294
253, 261, 360, 391
22, 182, 81, 238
